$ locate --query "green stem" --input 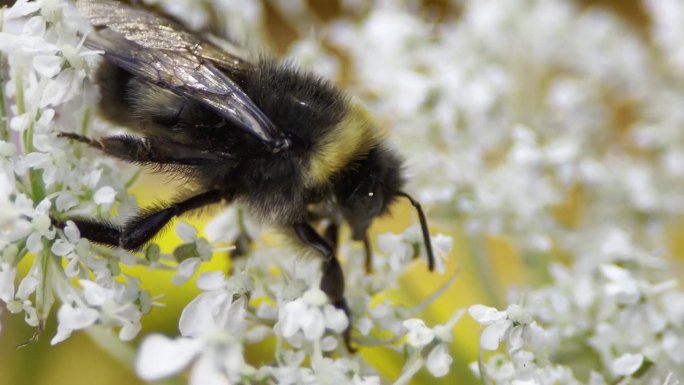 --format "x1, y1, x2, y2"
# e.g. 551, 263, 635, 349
11, 240, 28, 265
36, 241, 53, 320
392, 352, 424, 385
14, 69, 45, 201
14, 68, 25, 115
468, 234, 505, 308
73, 108, 91, 159
85, 326, 137, 368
